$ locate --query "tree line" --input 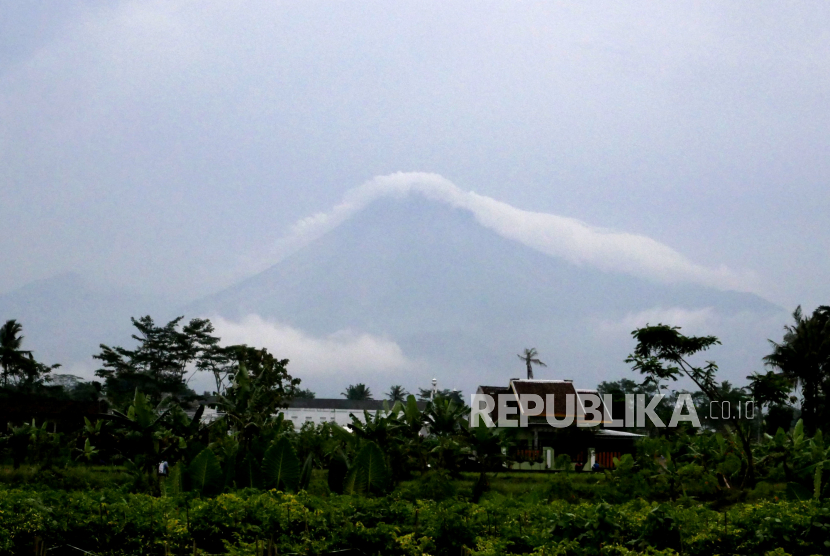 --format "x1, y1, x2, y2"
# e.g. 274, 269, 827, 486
1, 304, 829, 496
